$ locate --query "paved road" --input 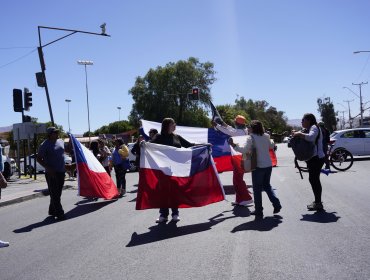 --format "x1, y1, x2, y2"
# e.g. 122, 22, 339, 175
1, 144, 370, 280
